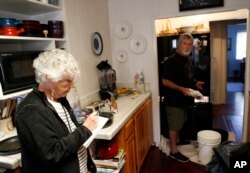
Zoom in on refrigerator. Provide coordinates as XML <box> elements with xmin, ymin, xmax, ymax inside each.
<box><xmin>157</xmin><ymin>33</ymin><xmax>212</xmax><ymax>140</ymax></box>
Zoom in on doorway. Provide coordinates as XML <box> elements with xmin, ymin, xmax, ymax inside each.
<box><xmin>223</xmin><ymin>22</ymin><xmax>246</xmax><ymax>141</ymax></box>
<box><xmin>155</xmin><ymin>10</ymin><xmax>249</xmax><ymax>143</ymax></box>
<box><xmin>226</xmin><ymin>21</ymin><xmax>246</xmax><ymax>92</ymax></box>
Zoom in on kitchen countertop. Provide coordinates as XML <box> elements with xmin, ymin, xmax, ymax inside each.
<box><xmin>0</xmin><ymin>91</ymin><xmax>151</xmax><ymax>170</ymax></box>
<box><xmin>96</xmin><ymin>91</ymin><xmax>151</xmax><ymax>140</ymax></box>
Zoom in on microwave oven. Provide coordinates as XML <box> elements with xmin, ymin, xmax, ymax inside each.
<box><xmin>0</xmin><ymin>51</ymin><xmax>42</xmax><ymax>100</ymax></box>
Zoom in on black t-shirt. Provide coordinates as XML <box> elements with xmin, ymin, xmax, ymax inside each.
<box><xmin>162</xmin><ymin>52</ymin><xmax>196</xmax><ymax>108</ymax></box>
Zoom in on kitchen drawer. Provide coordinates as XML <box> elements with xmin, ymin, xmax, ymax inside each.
<box><xmin>124</xmin><ymin>117</ymin><xmax>134</xmax><ymax>139</ymax></box>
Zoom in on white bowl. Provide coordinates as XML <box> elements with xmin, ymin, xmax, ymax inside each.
<box><xmin>178</xmin><ymin>26</ymin><xmax>197</xmax><ymax>33</ymax></box>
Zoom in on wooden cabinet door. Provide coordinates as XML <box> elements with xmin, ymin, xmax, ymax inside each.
<box><xmin>121</xmin><ymin>117</ymin><xmax>137</xmax><ymax>173</ymax></box>
<box><xmin>134</xmin><ymin>107</ymin><xmax>146</xmax><ymax>171</ymax></box>
<box><xmin>123</xmin><ymin>134</ymin><xmax>137</xmax><ymax>173</ymax></box>
<box><xmin>144</xmin><ymin>98</ymin><xmax>153</xmax><ymax>152</ymax></box>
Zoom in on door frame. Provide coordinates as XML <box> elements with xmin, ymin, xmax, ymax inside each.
<box><xmin>155</xmin><ymin>9</ymin><xmax>250</xmax><ymax>143</ymax></box>
<box><xmin>242</xmin><ymin>9</ymin><xmax>250</xmax><ymax>142</ymax></box>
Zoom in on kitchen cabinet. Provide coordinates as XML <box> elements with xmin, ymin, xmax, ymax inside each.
<box><xmin>0</xmin><ymin>0</ymin><xmax>66</xmax><ymax>52</ymax></box>
<box><xmin>134</xmin><ymin>98</ymin><xmax>153</xmax><ymax>171</ymax></box>
<box><xmin>0</xmin><ymin>0</ymin><xmax>66</xmax><ymax>99</ymax></box>
<box><xmin>112</xmin><ymin>97</ymin><xmax>153</xmax><ymax>173</ymax></box>
<box><xmin>144</xmin><ymin>98</ymin><xmax>153</xmax><ymax>159</ymax></box>
<box><xmin>123</xmin><ymin>118</ymin><xmax>137</xmax><ymax>173</ymax></box>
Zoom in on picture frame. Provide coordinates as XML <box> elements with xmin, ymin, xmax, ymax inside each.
<box><xmin>227</xmin><ymin>38</ymin><xmax>231</xmax><ymax>51</ymax></box>
<box><xmin>179</xmin><ymin>0</ymin><xmax>224</xmax><ymax>11</ymax></box>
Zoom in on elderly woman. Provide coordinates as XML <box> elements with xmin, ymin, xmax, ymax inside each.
<box><xmin>15</xmin><ymin>49</ymin><xmax>98</xmax><ymax>173</ymax></box>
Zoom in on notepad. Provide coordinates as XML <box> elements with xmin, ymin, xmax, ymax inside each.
<box><xmin>83</xmin><ymin>116</ymin><xmax>108</xmax><ymax>148</ymax></box>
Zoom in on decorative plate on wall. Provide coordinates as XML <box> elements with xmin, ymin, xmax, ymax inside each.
<box><xmin>115</xmin><ymin>50</ymin><xmax>128</xmax><ymax>63</ymax></box>
<box><xmin>129</xmin><ymin>35</ymin><xmax>147</xmax><ymax>54</ymax></box>
<box><xmin>91</xmin><ymin>32</ymin><xmax>103</xmax><ymax>56</ymax></box>
<box><xmin>114</xmin><ymin>20</ymin><xmax>132</xmax><ymax>39</ymax></box>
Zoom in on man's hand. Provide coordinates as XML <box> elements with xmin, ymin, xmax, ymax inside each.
<box><xmin>196</xmin><ymin>81</ymin><xmax>204</xmax><ymax>90</ymax></box>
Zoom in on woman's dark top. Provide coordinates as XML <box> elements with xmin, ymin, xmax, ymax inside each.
<box><xmin>15</xmin><ymin>86</ymin><xmax>96</xmax><ymax>173</ymax></box>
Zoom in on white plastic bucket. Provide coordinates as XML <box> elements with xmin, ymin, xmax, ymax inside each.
<box><xmin>197</xmin><ymin>130</ymin><xmax>221</xmax><ymax>164</ymax></box>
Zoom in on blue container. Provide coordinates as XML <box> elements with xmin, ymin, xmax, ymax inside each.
<box><xmin>0</xmin><ymin>18</ymin><xmax>23</xmax><ymax>27</ymax></box>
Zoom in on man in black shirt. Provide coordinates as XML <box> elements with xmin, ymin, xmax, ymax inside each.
<box><xmin>162</xmin><ymin>33</ymin><xmax>204</xmax><ymax>162</ymax></box>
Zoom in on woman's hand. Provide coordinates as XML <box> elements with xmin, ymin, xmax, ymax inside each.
<box><xmin>83</xmin><ymin>111</ymin><xmax>99</xmax><ymax>132</ymax></box>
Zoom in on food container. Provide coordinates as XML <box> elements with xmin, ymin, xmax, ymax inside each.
<box><xmin>0</xmin><ymin>27</ymin><xmax>25</xmax><ymax>36</ymax></box>
<box><xmin>18</xmin><ymin>20</ymin><xmax>42</xmax><ymax>37</ymax></box>
<box><xmin>48</xmin><ymin>20</ymin><xmax>64</xmax><ymax>38</ymax></box>
<box><xmin>96</xmin><ymin>140</ymin><xmax>119</xmax><ymax>159</ymax></box>
<box><xmin>0</xmin><ymin>18</ymin><xmax>23</xmax><ymax>27</ymax></box>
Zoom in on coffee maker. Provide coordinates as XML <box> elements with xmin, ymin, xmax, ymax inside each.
<box><xmin>96</xmin><ymin>60</ymin><xmax>117</xmax><ymax>100</ymax></box>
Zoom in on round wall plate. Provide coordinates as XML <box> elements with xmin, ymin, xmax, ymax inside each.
<box><xmin>114</xmin><ymin>20</ymin><xmax>132</xmax><ymax>39</ymax></box>
<box><xmin>91</xmin><ymin>32</ymin><xmax>103</xmax><ymax>56</ymax></box>
<box><xmin>115</xmin><ymin>50</ymin><xmax>128</xmax><ymax>63</ymax></box>
<box><xmin>129</xmin><ymin>35</ymin><xmax>147</xmax><ymax>54</ymax></box>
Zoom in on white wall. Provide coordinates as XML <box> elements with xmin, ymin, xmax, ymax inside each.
<box><xmin>64</xmin><ymin>0</ymin><xmax>112</xmax><ymax>106</ymax></box>
<box><xmin>108</xmin><ymin>0</ymin><xmax>250</xmax><ymax>146</ymax></box>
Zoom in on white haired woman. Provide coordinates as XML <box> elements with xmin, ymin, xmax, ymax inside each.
<box><xmin>15</xmin><ymin>49</ymin><xmax>98</xmax><ymax>173</ymax></box>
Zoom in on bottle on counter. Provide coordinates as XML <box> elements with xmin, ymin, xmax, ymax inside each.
<box><xmin>134</xmin><ymin>69</ymin><xmax>145</xmax><ymax>94</ymax></box>
<box><xmin>134</xmin><ymin>70</ymin><xmax>140</xmax><ymax>85</ymax></box>
<box><xmin>139</xmin><ymin>70</ymin><xmax>144</xmax><ymax>84</ymax></box>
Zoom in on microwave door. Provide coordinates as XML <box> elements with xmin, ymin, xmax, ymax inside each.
<box><xmin>0</xmin><ymin>51</ymin><xmax>38</xmax><ymax>95</ymax></box>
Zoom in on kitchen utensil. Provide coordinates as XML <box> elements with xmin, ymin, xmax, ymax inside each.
<box><xmin>1</xmin><ymin>107</ymin><xmax>7</xmax><ymax>119</ymax></box>
<box><xmin>18</xmin><ymin>20</ymin><xmax>42</xmax><ymax>37</ymax></box>
<box><xmin>48</xmin><ymin>20</ymin><xmax>64</xmax><ymax>38</ymax></box>
<box><xmin>0</xmin><ymin>26</ymin><xmax>25</xmax><ymax>36</ymax></box>
<box><xmin>97</xmin><ymin>61</ymin><xmax>117</xmax><ymax>92</ymax></box>
<box><xmin>41</xmin><ymin>24</ymin><xmax>48</xmax><ymax>37</ymax></box>
<box><xmin>96</xmin><ymin>140</ymin><xmax>119</xmax><ymax>159</ymax></box>
<box><xmin>99</xmin><ymin>112</ymin><xmax>114</xmax><ymax>128</ymax></box>
<box><xmin>0</xmin><ymin>18</ymin><xmax>22</xmax><ymax>27</ymax></box>
<box><xmin>7</xmin><ymin>99</ymin><xmax>15</xmax><ymax>118</ymax></box>
<box><xmin>0</xmin><ymin>136</ymin><xmax>21</xmax><ymax>155</ymax></box>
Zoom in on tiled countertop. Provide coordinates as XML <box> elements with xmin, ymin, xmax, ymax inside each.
<box><xmin>0</xmin><ymin>91</ymin><xmax>151</xmax><ymax>170</ymax></box>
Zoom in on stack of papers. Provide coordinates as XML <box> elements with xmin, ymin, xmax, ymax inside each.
<box><xmin>94</xmin><ymin>149</ymin><xmax>126</xmax><ymax>171</ymax></box>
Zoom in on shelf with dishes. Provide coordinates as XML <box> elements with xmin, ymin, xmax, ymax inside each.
<box><xmin>0</xmin><ymin>0</ymin><xmax>66</xmax><ymax>51</ymax></box>
<box><xmin>0</xmin><ymin>35</ymin><xmax>66</xmax><ymax>41</ymax></box>
<box><xmin>0</xmin><ymin>0</ymin><xmax>62</xmax><ymax>15</ymax></box>
<box><xmin>0</xmin><ymin>38</ymin><xmax>66</xmax><ymax>52</ymax></box>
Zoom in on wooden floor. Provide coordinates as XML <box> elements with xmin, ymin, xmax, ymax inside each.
<box><xmin>140</xmin><ymin>86</ymin><xmax>244</xmax><ymax>173</ymax></box>
<box><xmin>212</xmin><ymin>91</ymin><xmax>244</xmax><ymax>141</ymax></box>
<box><xmin>139</xmin><ymin>146</ymin><xmax>206</xmax><ymax>173</ymax></box>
